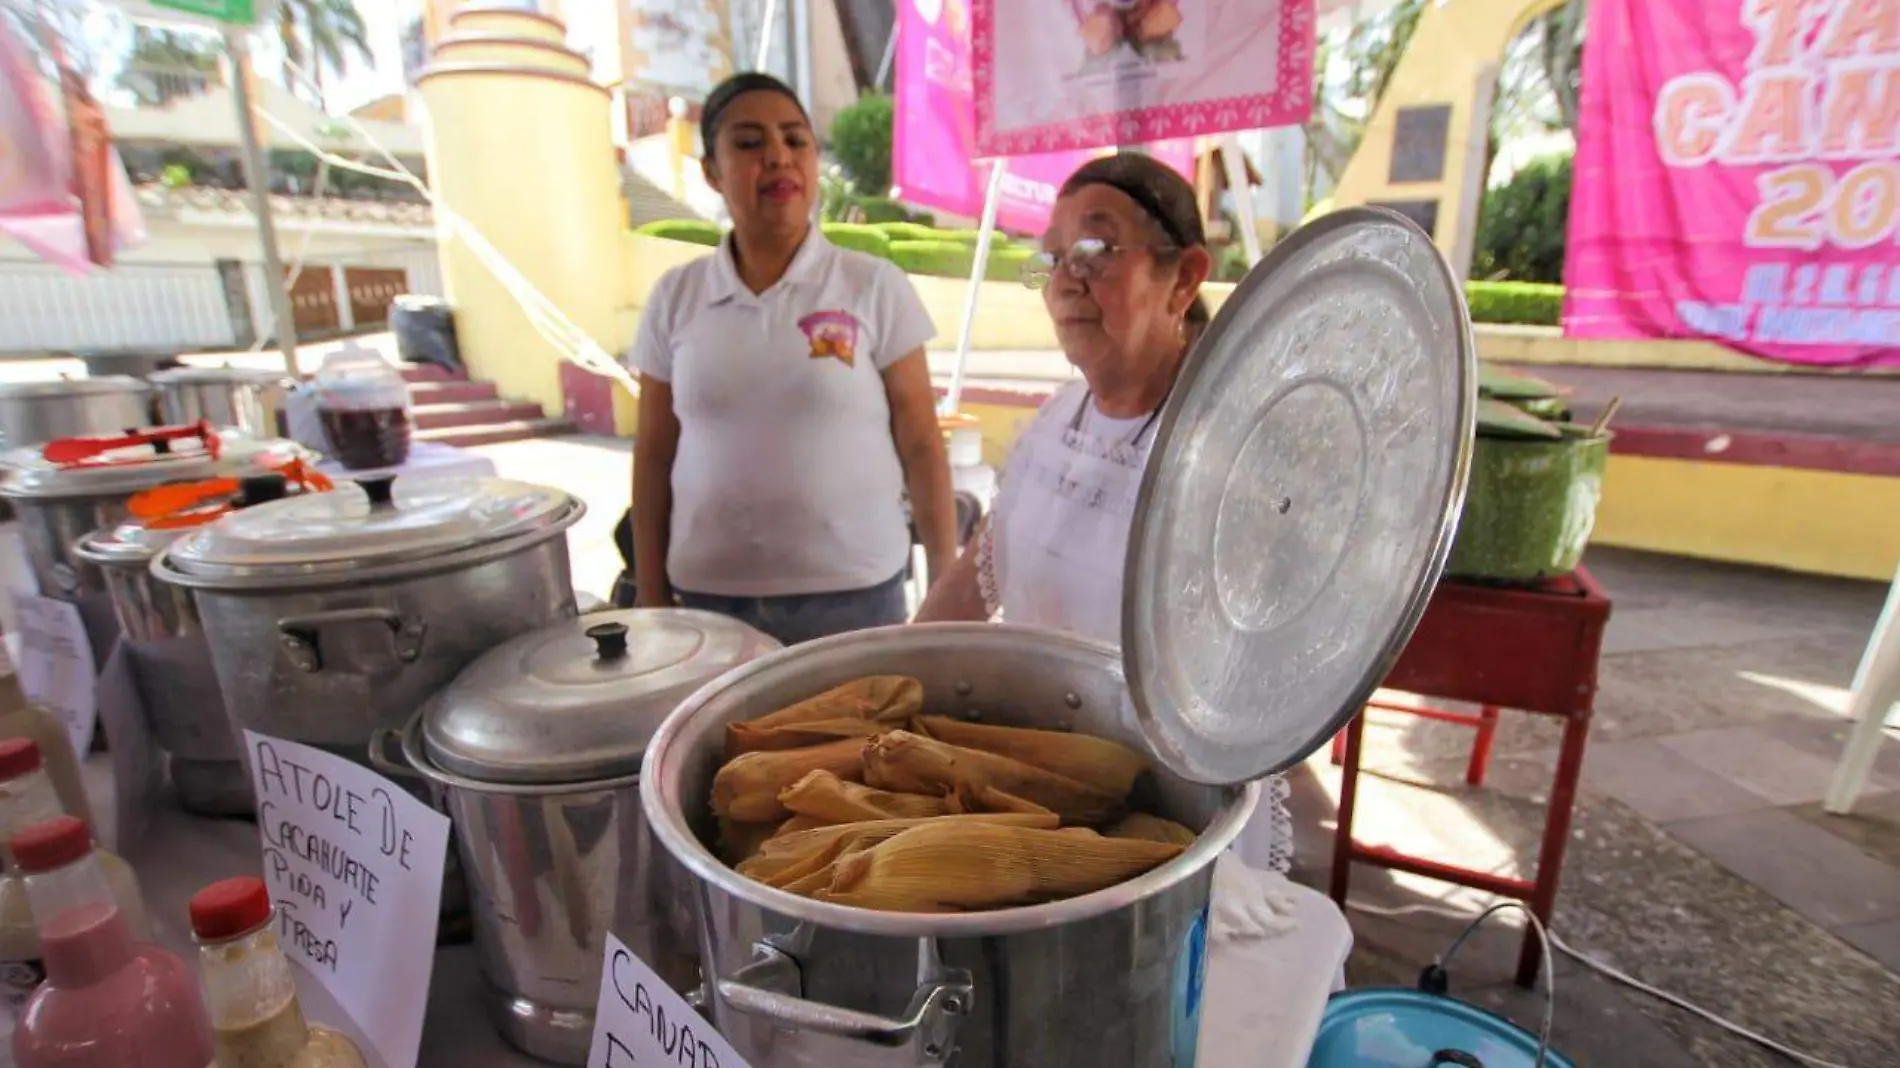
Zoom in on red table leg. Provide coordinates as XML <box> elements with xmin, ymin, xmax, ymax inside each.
<box><xmin>1329</xmin><ymin>710</ymin><xmax>1368</xmax><ymax>906</ymax></box>
<box><xmin>1467</xmin><ymin>705</ymin><xmax>1501</xmax><ymax>787</ymax></box>
<box><xmin>1516</xmin><ymin>710</ymin><xmax>1593</xmax><ymax>988</ymax></box>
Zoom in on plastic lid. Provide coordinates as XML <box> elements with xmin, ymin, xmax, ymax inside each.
<box><xmin>1306</xmin><ymin>989</ymin><xmax>1575</xmax><ymax>1068</ymax></box>
<box><xmin>164</xmin><ymin>474</ymin><xmax>576</xmax><ymax>580</ymax></box>
<box><xmin>189</xmin><ymin>876</ymin><xmax>273</xmax><ymax>940</ymax></box>
<box><xmin>0</xmin><ymin>738</ymin><xmax>41</xmax><ymax>780</ymax></box>
<box><xmin>420</xmin><ymin>609</ymin><xmax>781</xmax><ymax>784</ymax></box>
<box><xmin>0</xmin><ymin>376</ymin><xmax>148</xmax><ymax>398</ymax></box>
<box><xmin>1123</xmin><ymin>208</ymin><xmax>1475</xmax><ymax>785</ymax></box>
<box><xmin>0</xmin><ymin>434</ymin><xmax>308</xmax><ymax>501</ymax></box>
<box><xmin>11</xmin><ymin>815</ymin><xmax>92</xmax><ymax>873</ymax></box>
<box><xmin>149</xmin><ymin>367</ymin><xmax>293</xmax><ymax>386</ymax></box>
<box><xmin>313</xmin><ymin>349</ymin><xmax>409</xmax><ymax>411</ymax></box>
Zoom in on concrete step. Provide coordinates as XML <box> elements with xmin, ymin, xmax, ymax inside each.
<box><xmin>416</xmin><ymin>417</ymin><xmax>578</xmax><ymax>447</ymax></box>
<box><xmin>412</xmin><ymin>400</ymin><xmax>546</xmax><ymax>431</ymax></box>
<box><xmin>398</xmin><ymin>362</ymin><xmax>465</xmax><ymax>384</ymax></box>
<box><xmin>408</xmin><ymin>379</ymin><xmax>498</xmax><ymax>405</ymax></box>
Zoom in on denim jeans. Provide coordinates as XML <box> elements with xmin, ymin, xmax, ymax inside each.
<box><xmin>676</xmin><ymin>572</ymin><xmax>907</xmax><ymax>646</ymax></box>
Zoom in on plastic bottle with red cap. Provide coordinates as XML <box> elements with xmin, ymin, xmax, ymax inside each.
<box><xmin>0</xmin><ymin>636</ymin><xmax>93</xmax><ymax>836</ymax></box>
<box><xmin>10</xmin><ymin>816</ymin><xmax>213</xmax><ymax>1068</ymax></box>
<box><xmin>191</xmin><ymin>876</ymin><xmax>366</xmax><ymax>1068</ymax></box>
<box><xmin>0</xmin><ymin>738</ymin><xmax>150</xmax><ymax>1034</ymax></box>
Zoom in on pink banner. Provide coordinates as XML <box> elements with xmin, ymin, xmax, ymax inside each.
<box><xmin>892</xmin><ymin>0</ymin><xmax>1195</xmax><ymax>235</ymax></box>
<box><xmin>1565</xmin><ymin>0</ymin><xmax>1900</xmax><ymax>366</ymax></box>
<box><xmin>969</xmin><ymin>0</ymin><xmax>1314</xmax><ymax>156</ymax></box>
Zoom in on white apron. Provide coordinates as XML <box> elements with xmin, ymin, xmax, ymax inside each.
<box><xmin>980</xmin><ymin>384</ymin><xmax>1294</xmax><ymax>873</ymax></box>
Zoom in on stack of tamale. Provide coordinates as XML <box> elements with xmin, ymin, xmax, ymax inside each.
<box><xmin>706</xmin><ymin>675</ymin><xmax>1199</xmax><ymax>912</ymax></box>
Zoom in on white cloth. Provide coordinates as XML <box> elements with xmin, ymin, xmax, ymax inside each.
<box><xmin>1211</xmin><ymin>853</ymin><xmax>1299</xmax><ymax>943</ymax></box>
<box><xmin>629</xmin><ymin>231</ymin><xmax>937</xmax><ymax>597</ymax></box>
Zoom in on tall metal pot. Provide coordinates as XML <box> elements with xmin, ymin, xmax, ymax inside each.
<box><xmin>378</xmin><ymin>609</ymin><xmax>780</xmax><ymax>1065</ymax></box>
<box><xmin>148</xmin><ymin>367</ymin><xmax>293</xmax><ymax>439</ymax></box>
<box><xmin>0</xmin><ymin>377</ymin><xmax>152</xmax><ymax>452</ymax></box>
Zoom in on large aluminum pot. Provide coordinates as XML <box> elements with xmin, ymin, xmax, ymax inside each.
<box><xmin>0</xmin><ymin>432</ymin><xmax>311</xmax><ymax>667</ymax></box>
<box><xmin>380</xmin><ymin>609</ymin><xmax>780</xmax><ymax>1065</ymax></box>
<box><xmin>641</xmin><ymin>624</ymin><xmax>1258</xmax><ymax>1068</ymax></box>
<box><xmin>148</xmin><ymin>367</ymin><xmax>293</xmax><ymax>439</ymax></box>
<box><xmin>70</xmin><ymin>474</ymin><xmax>301</xmax><ymax>816</ymax></box>
<box><xmin>0</xmin><ymin>377</ymin><xmax>152</xmax><ymax>452</ymax></box>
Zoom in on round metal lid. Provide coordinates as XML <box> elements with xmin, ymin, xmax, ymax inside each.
<box><xmin>73</xmin><ymin>518</ymin><xmax>190</xmax><ymax>566</ymax></box>
<box><xmin>1124</xmin><ymin>208</ymin><xmax>1475</xmax><ymax>785</ymax></box>
<box><xmin>0</xmin><ymin>376</ymin><xmax>149</xmax><ymax>398</ymax></box>
<box><xmin>165</xmin><ymin>474</ymin><xmax>575</xmax><ymax>578</ymax></box>
<box><xmin>148</xmin><ymin>366</ymin><xmax>293</xmax><ymax>386</ymax></box>
<box><xmin>0</xmin><ymin>435</ymin><xmax>307</xmax><ymax>501</ymax></box>
<box><xmin>422</xmin><ymin>609</ymin><xmax>782</xmax><ymax>784</ymax></box>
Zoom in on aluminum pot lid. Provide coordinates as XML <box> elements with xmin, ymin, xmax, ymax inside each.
<box><xmin>1306</xmin><ymin>990</ymin><xmax>1574</xmax><ymax>1068</ymax></box>
<box><xmin>421</xmin><ymin>609</ymin><xmax>783</xmax><ymax>784</ymax></box>
<box><xmin>165</xmin><ymin>474</ymin><xmax>573</xmax><ymax>577</ymax></box>
<box><xmin>0</xmin><ymin>376</ymin><xmax>149</xmax><ymax>398</ymax></box>
<box><xmin>0</xmin><ymin>434</ymin><xmax>306</xmax><ymax>500</ymax></box>
<box><xmin>1124</xmin><ymin>207</ymin><xmax>1475</xmax><ymax>786</ymax></box>
<box><xmin>74</xmin><ymin>517</ymin><xmax>191</xmax><ymax>565</ymax></box>
<box><xmin>148</xmin><ymin>366</ymin><xmax>292</xmax><ymax>386</ymax></box>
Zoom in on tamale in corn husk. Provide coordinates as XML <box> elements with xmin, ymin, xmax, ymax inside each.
<box><xmin>947</xmin><ymin>783</ymin><xmax>1056</xmax><ymax>818</ymax></box>
<box><xmin>864</xmin><ymin>731</ymin><xmax>1124</xmax><ymax>826</ymax></box>
<box><xmin>716</xmin><ymin>817</ymin><xmax>782</xmax><ymax>864</ymax></box>
<box><xmin>726</xmin><ymin>677</ymin><xmax>922</xmax><ymax>757</ymax></box>
<box><xmin>813</xmin><ymin>821</ymin><xmax>1182</xmax><ymax>912</ymax></box>
<box><xmin>780</xmin><ymin>769</ymin><xmax>957</xmax><ymax>823</ymax></box>
<box><xmin>915</xmin><ymin>715</ymin><xmax>1149</xmax><ymax>796</ymax></box>
<box><xmin>712</xmin><ymin>738</ymin><xmax>866</xmax><ymax>823</ymax></box>
<box><xmin>738</xmin><ymin>812</ymin><xmax>1059</xmax><ymax>889</ymax></box>
<box><xmin>1104</xmin><ymin>812</ymin><xmax>1197</xmax><ymax>847</ymax></box>
<box><xmin>775</xmin><ymin>815</ymin><xmax>829</xmax><ymax>835</ymax></box>
<box><xmin>727</xmin><ymin>718</ymin><xmax>887</xmax><ymax>757</ymax></box>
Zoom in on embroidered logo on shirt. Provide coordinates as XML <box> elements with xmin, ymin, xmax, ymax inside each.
<box><xmin>797</xmin><ymin>310</ymin><xmax>861</xmax><ymax>367</ymax></box>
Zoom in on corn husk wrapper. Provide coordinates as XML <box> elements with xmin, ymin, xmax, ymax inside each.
<box><xmin>780</xmin><ymin>770</ymin><xmax>957</xmax><ymax>823</ymax></box>
<box><xmin>814</xmin><ymin>822</ymin><xmax>1182</xmax><ymax>912</ymax></box>
<box><xmin>948</xmin><ymin>784</ymin><xmax>1056</xmax><ymax>818</ymax></box>
<box><xmin>726</xmin><ymin>677</ymin><xmax>923</xmax><ymax>757</ymax></box>
<box><xmin>775</xmin><ymin>815</ymin><xmax>829</xmax><ymax>835</ymax></box>
<box><xmin>727</xmin><ymin>718</ymin><xmax>888</xmax><ymax>757</ymax></box>
<box><xmin>1104</xmin><ymin>812</ymin><xmax>1197</xmax><ymax>847</ymax></box>
<box><xmin>914</xmin><ymin>715</ymin><xmax>1149</xmax><ymax>797</ymax></box>
<box><xmin>737</xmin><ymin>812</ymin><xmax>1059</xmax><ymax>890</ymax></box>
<box><xmin>716</xmin><ymin>817</ymin><xmax>782</xmax><ymax>864</ymax></box>
<box><xmin>864</xmin><ymin>731</ymin><xmax>1123</xmax><ymax>826</ymax></box>
<box><xmin>713</xmin><ymin>738</ymin><xmax>866</xmax><ymax>823</ymax></box>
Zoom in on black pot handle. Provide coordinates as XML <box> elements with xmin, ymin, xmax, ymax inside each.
<box><xmin>587</xmin><ymin>621</ymin><xmax>630</xmax><ymax>661</ymax></box>
<box><xmin>1430</xmin><ymin>1051</ymin><xmax>1485</xmax><ymax>1068</ymax></box>
<box><xmin>357</xmin><ymin>474</ymin><xmax>397</xmax><ymax>508</ymax></box>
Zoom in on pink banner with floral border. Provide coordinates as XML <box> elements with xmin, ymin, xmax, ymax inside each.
<box><xmin>968</xmin><ymin>0</ymin><xmax>1314</xmax><ymax>157</ymax></box>
<box><xmin>1564</xmin><ymin>0</ymin><xmax>1900</xmax><ymax>367</ymax></box>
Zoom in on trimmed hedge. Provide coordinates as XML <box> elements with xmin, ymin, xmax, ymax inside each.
<box><xmin>985</xmin><ymin>245</ymin><xmax>1036</xmax><ymax>283</ymax></box>
<box><xmin>889</xmin><ymin>239</ymin><xmax>976</xmax><ymax>278</ymax></box>
<box><xmin>821</xmin><ymin>223</ymin><xmax>892</xmax><ymax>259</ymax></box>
<box><xmin>851</xmin><ymin>196</ymin><xmax>930</xmax><ymax>224</ymax></box>
<box><xmin>873</xmin><ymin>221</ymin><xmax>941</xmax><ymax>243</ymax></box>
<box><xmin>635</xmin><ymin>218</ymin><xmax>723</xmax><ymax>246</ymax></box>
<box><xmin>1466</xmin><ymin>280</ymin><xmax>1563</xmax><ymax>327</ymax></box>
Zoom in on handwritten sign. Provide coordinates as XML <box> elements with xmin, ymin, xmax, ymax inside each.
<box><xmin>11</xmin><ymin>594</ymin><xmax>96</xmax><ymax>762</ymax></box>
<box><xmin>587</xmin><ymin>932</ymin><xmax>753</xmax><ymax>1068</ymax></box>
<box><xmin>244</xmin><ymin>731</ymin><xmax>449</xmax><ymax>1068</ymax></box>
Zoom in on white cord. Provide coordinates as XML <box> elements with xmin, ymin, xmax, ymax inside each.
<box><xmin>1344</xmin><ymin>900</ymin><xmax>1857</xmax><ymax>1068</ymax></box>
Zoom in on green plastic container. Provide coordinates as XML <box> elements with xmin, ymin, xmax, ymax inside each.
<box><xmin>1447</xmin><ymin>431</ymin><xmax>1610</xmax><ymax>582</ymax></box>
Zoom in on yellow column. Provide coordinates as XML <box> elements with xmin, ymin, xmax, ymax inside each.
<box><xmin>1330</xmin><ymin>0</ymin><xmax>1565</xmax><ymax>278</ymax></box>
<box><xmin>417</xmin><ymin>9</ymin><xmax>626</xmax><ymax>422</ymax></box>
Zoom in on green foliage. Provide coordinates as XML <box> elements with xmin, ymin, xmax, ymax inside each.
<box><xmin>873</xmin><ymin>221</ymin><xmax>942</xmax><ymax>243</ymax></box>
<box><xmin>853</xmin><ymin>196</ymin><xmax>929</xmax><ymax>224</ymax></box>
<box><xmin>1472</xmin><ymin>153</ymin><xmax>1572</xmax><ymax>285</ymax></box>
<box><xmin>930</xmin><ymin>229</ymin><xmax>995</xmax><ymax>247</ymax></box>
<box><xmin>888</xmin><ymin>240</ymin><xmax>975</xmax><ymax>278</ymax></box>
<box><xmin>829</xmin><ymin>94</ymin><xmax>894</xmax><ymax>197</ymax></box>
<box><xmin>984</xmin><ymin>246</ymin><xmax>1036</xmax><ymax>283</ymax></box>
<box><xmin>1214</xmin><ymin>244</ymin><xmax>1251</xmax><ymax>282</ymax></box>
<box><xmin>1466</xmin><ymin>281</ymin><xmax>1565</xmax><ymax>326</ymax></box>
<box><xmin>821</xmin><ymin>223</ymin><xmax>892</xmax><ymax>259</ymax></box>
<box><xmin>159</xmin><ymin>163</ymin><xmax>194</xmax><ymax>190</ymax></box>
<box><xmin>637</xmin><ymin>219</ymin><xmax>725</xmax><ymax>247</ymax></box>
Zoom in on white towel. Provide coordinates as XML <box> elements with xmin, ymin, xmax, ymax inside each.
<box><xmin>1211</xmin><ymin>852</ymin><xmax>1300</xmax><ymax>943</ymax></box>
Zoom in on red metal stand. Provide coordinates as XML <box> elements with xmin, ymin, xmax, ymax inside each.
<box><xmin>1328</xmin><ymin>568</ymin><xmax>1611</xmax><ymax>988</ymax></box>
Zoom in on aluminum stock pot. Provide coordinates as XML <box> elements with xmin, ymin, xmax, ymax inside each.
<box><xmin>379</xmin><ymin>609</ymin><xmax>780</xmax><ymax>1065</ymax></box>
<box><xmin>0</xmin><ymin>377</ymin><xmax>152</xmax><ymax>452</ymax></box>
<box><xmin>148</xmin><ymin>366</ymin><xmax>293</xmax><ymax>439</ymax></box>
<box><xmin>640</xmin><ymin>208</ymin><xmax>1479</xmax><ymax>1068</ymax></box>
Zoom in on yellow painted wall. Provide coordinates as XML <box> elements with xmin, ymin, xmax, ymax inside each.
<box><xmin>431</xmin><ymin>38</ymin><xmax>593</xmax><ymax>75</ymax></box>
<box><xmin>1594</xmin><ymin>456</ymin><xmax>1900</xmax><ymax>581</ymax></box>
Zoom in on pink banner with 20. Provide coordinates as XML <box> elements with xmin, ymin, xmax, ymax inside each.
<box><xmin>1564</xmin><ymin>0</ymin><xmax>1900</xmax><ymax>366</ymax></box>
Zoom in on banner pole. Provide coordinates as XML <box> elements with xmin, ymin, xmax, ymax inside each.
<box><xmin>945</xmin><ymin>158</ymin><xmax>1006</xmax><ymax>416</ymax></box>
<box><xmin>1220</xmin><ymin>132</ymin><xmax>1262</xmax><ymax>266</ymax></box>
<box><xmin>754</xmin><ymin>0</ymin><xmax>780</xmax><ymax>70</ymax></box>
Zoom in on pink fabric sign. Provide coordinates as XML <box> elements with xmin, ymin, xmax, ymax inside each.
<box><xmin>1565</xmin><ymin>0</ymin><xmax>1900</xmax><ymax>366</ymax></box>
<box><xmin>969</xmin><ymin>0</ymin><xmax>1314</xmax><ymax>156</ymax></box>
<box><xmin>893</xmin><ymin>0</ymin><xmax>1195</xmax><ymax>235</ymax></box>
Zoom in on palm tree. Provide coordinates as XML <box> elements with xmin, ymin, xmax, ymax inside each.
<box><xmin>276</xmin><ymin>0</ymin><xmax>373</xmax><ymax>109</ymax></box>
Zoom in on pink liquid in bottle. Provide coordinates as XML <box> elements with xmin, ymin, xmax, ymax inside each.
<box><xmin>11</xmin><ymin>817</ymin><xmax>213</xmax><ymax>1068</ymax></box>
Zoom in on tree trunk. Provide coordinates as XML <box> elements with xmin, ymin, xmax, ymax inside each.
<box><xmin>1540</xmin><ymin>4</ymin><xmax>1583</xmax><ymax>133</ymax></box>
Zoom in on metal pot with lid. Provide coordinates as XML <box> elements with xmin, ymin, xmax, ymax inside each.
<box><xmin>640</xmin><ymin>208</ymin><xmax>1478</xmax><ymax>1068</ymax></box>
<box><xmin>147</xmin><ymin>365</ymin><xmax>294</xmax><ymax>440</ymax></box>
<box><xmin>0</xmin><ymin>376</ymin><xmax>152</xmax><ymax>453</ymax></box>
<box><xmin>72</xmin><ymin>470</ymin><xmax>323</xmax><ymax>816</ymax></box>
<box><xmin>375</xmin><ymin>608</ymin><xmax>781</xmax><ymax>1065</ymax></box>
<box><xmin>0</xmin><ymin>423</ymin><xmax>312</xmax><ymax>665</ymax></box>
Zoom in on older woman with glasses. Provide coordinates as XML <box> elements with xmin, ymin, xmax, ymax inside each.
<box><xmin>917</xmin><ymin>153</ymin><xmax>1295</xmax><ymax>870</ymax></box>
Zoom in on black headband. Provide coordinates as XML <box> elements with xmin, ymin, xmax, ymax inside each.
<box><xmin>700</xmin><ymin>72</ymin><xmax>809</xmax><ymax>153</ymax></box>
<box><xmin>1061</xmin><ymin>156</ymin><xmax>1206</xmax><ymax>250</ymax></box>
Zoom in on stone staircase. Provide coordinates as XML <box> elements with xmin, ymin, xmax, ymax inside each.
<box><xmin>400</xmin><ymin>363</ymin><xmax>575</xmax><ymax>447</ymax></box>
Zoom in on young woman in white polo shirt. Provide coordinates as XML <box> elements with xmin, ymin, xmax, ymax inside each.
<box><xmin>629</xmin><ymin>73</ymin><xmax>958</xmax><ymax>646</ymax></box>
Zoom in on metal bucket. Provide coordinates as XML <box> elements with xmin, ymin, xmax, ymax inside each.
<box><xmin>148</xmin><ymin>367</ymin><xmax>293</xmax><ymax>440</ymax></box>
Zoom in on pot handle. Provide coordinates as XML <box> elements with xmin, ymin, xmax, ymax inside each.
<box><xmin>366</xmin><ymin>727</ymin><xmax>423</xmax><ymax>783</ymax></box>
<box><xmin>715</xmin><ymin>943</ymin><xmax>970</xmax><ymax>1062</ymax></box>
<box><xmin>278</xmin><ymin>607</ymin><xmax>426</xmax><ymax>673</ymax></box>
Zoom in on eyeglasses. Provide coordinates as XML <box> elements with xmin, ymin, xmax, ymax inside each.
<box><xmin>1020</xmin><ymin>237</ymin><xmax>1177</xmax><ymax>290</ymax></box>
